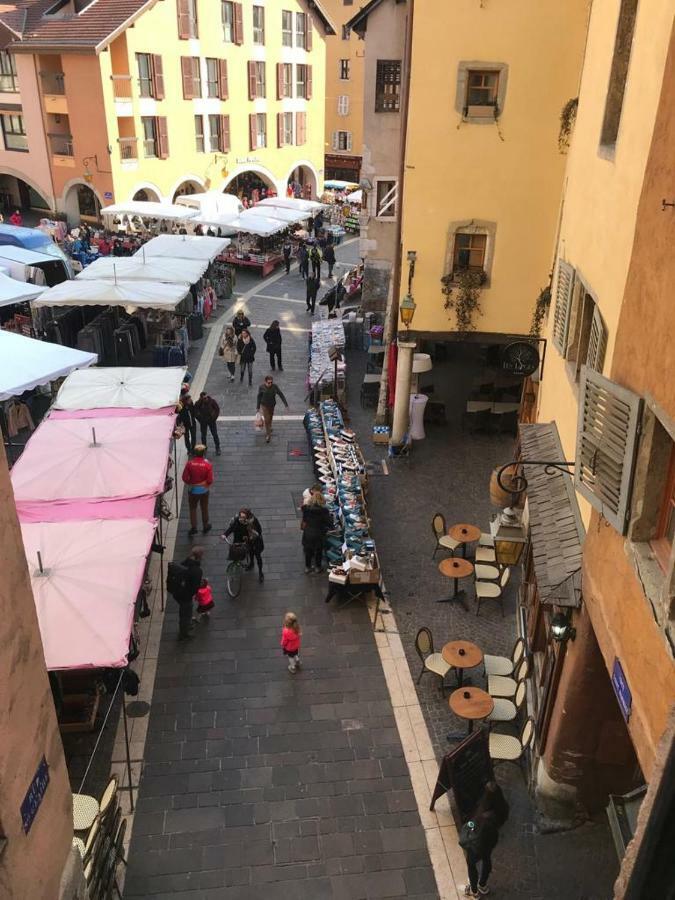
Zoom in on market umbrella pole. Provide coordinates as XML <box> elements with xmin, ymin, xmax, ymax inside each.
<box><xmin>174</xmin><ymin>438</ymin><xmax>179</xmax><ymax>517</ymax></box>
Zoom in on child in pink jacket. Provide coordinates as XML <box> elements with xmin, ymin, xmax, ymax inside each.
<box><xmin>280</xmin><ymin>611</ymin><xmax>301</xmax><ymax>673</ymax></box>
<box><xmin>195</xmin><ymin>578</ymin><xmax>214</xmax><ymax>622</ymax></box>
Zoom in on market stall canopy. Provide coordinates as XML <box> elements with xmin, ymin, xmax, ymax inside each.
<box><xmin>75</xmin><ymin>255</ymin><xmax>207</xmax><ymax>285</ymax></box>
<box><xmin>136</xmin><ymin>234</ymin><xmax>230</xmax><ymax>262</ymax></box>
<box><xmin>101</xmin><ymin>201</ymin><xmax>198</xmax><ymax>222</ymax></box>
<box><xmin>21</xmin><ymin>518</ymin><xmax>157</xmax><ymax>670</ymax></box>
<box><xmin>323</xmin><ymin>180</ymin><xmax>359</xmax><ymax>191</ymax></box>
<box><xmin>258</xmin><ymin>197</ymin><xmax>325</xmax><ymax>213</ymax></box>
<box><xmin>11</xmin><ymin>413</ymin><xmax>175</xmax><ymax>508</ymax></box>
<box><xmin>346</xmin><ymin>190</ymin><xmax>363</xmax><ymax>205</ymax></box>
<box><xmin>246</xmin><ymin>205</ymin><xmax>309</xmax><ymax>225</ymax></box>
<box><xmin>54</xmin><ymin>366</ymin><xmax>186</xmax><ymax>411</ymax></box>
<box><xmin>189</xmin><ymin>213</ymin><xmax>239</xmax><ymax>234</ymax></box>
<box><xmin>228</xmin><ymin>212</ymin><xmax>290</xmax><ymax>236</ymax></box>
<box><xmin>0</xmin><ymin>330</ymin><xmax>96</xmax><ymax>401</ymax></box>
<box><xmin>31</xmin><ymin>278</ymin><xmax>189</xmax><ymax>313</ymax></box>
<box><xmin>175</xmin><ymin>191</ymin><xmax>243</xmax><ymax>218</ymax></box>
<box><xmin>0</xmin><ymin>271</ymin><xmax>45</xmax><ymax>307</ymax></box>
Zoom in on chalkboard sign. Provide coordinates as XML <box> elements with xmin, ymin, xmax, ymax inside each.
<box><xmin>430</xmin><ymin>729</ymin><xmax>493</xmax><ymax>820</ymax></box>
<box><xmin>20</xmin><ymin>756</ymin><xmax>50</xmax><ymax>834</ymax></box>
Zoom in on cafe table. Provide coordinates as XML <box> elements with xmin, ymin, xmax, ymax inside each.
<box><xmin>448</xmin><ymin>523</ymin><xmax>482</xmax><ymax>558</ymax></box>
<box><xmin>442</xmin><ymin>639</ymin><xmax>483</xmax><ymax>688</ymax></box>
<box><xmin>447</xmin><ymin>686</ymin><xmax>494</xmax><ymax>742</ymax></box>
<box><xmin>436</xmin><ymin>557</ymin><xmax>474</xmax><ymax>610</ymax></box>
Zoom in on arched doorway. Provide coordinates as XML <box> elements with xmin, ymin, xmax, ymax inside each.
<box><xmin>133</xmin><ymin>187</ymin><xmax>160</xmax><ymax>202</ymax></box>
<box><xmin>172</xmin><ymin>180</ymin><xmax>204</xmax><ymax>202</ymax></box>
<box><xmin>64</xmin><ymin>182</ymin><xmax>102</xmax><ymax>225</ymax></box>
<box><xmin>224</xmin><ymin>169</ymin><xmax>275</xmax><ymax>205</ymax></box>
<box><xmin>286</xmin><ymin>165</ymin><xmax>317</xmax><ymax>200</ymax></box>
<box><xmin>0</xmin><ymin>173</ymin><xmax>51</xmax><ymax>223</ymax></box>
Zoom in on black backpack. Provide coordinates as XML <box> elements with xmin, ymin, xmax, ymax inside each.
<box><xmin>458</xmin><ymin>820</ymin><xmax>483</xmax><ymax>855</ymax></box>
<box><xmin>167</xmin><ymin>561</ymin><xmax>189</xmax><ymax>598</ymax></box>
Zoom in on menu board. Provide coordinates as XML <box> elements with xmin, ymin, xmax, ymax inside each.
<box><xmin>430</xmin><ymin>728</ymin><xmax>494</xmax><ymax>821</ymax></box>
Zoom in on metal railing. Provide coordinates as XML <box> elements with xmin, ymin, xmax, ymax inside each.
<box><xmin>40</xmin><ymin>71</ymin><xmax>65</xmax><ymax>95</ymax></box>
<box><xmin>118</xmin><ymin>136</ymin><xmax>138</xmax><ymax>160</ymax></box>
<box><xmin>111</xmin><ymin>74</ymin><xmax>132</xmax><ymax>100</ymax></box>
<box><xmin>48</xmin><ymin>133</ymin><xmax>74</xmax><ymax>156</ymax></box>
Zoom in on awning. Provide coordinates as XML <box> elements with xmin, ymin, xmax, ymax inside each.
<box><xmin>0</xmin><ymin>272</ymin><xmax>44</xmax><ymax>307</ymax></box>
<box><xmin>31</xmin><ymin>278</ymin><xmax>189</xmax><ymax>313</ymax></box>
<box><xmin>258</xmin><ymin>197</ymin><xmax>325</xmax><ymax>213</ymax></box>
<box><xmin>175</xmin><ymin>191</ymin><xmax>243</xmax><ymax>218</ymax></box>
<box><xmin>75</xmin><ymin>254</ymin><xmax>207</xmax><ymax>285</ymax></box>
<box><xmin>519</xmin><ymin>423</ymin><xmax>584</xmax><ymax>608</ymax></box>
<box><xmin>227</xmin><ymin>212</ymin><xmax>289</xmax><ymax>236</ymax></box>
<box><xmin>246</xmin><ymin>205</ymin><xmax>309</xmax><ymax>225</ymax></box>
<box><xmin>136</xmin><ymin>234</ymin><xmax>230</xmax><ymax>262</ymax></box>
<box><xmin>54</xmin><ymin>366</ymin><xmax>186</xmax><ymax>411</ymax></box>
<box><xmin>101</xmin><ymin>201</ymin><xmax>198</xmax><ymax>222</ymax></box>
<box><xmin>0</xmin><ymin>330</ymin><xmax>97</xmax><ymax>401</ymax></box>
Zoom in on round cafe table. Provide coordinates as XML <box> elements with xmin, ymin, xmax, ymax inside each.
<box><xmin>442</xmin><ymin>640</ymin><xmax>483</xmax><ymax>688</ymax></box>
<box><xmin>448</xmin><ymin>686</ymin><xmax>494</xmax><ymax>741</ymax></box>
<box><xmin>436</xmin><ymin>557</ymin><xmax>474</xmax><ymax>610</ymax></box>
<box><xmin>448</xmin><ymin>523</ymin><xmax>482</xmax><ymax>558</ymax></box>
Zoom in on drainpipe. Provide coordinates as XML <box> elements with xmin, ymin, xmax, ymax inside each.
<box><xmin>375</xmin><ymin>0</ymin><xmax>415</xmax><ymax>425</ymax></box>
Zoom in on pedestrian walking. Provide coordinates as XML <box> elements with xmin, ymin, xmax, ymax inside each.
<box><xmin>302</xmin><ymin>483</ymin><xmax>323</xmax><ymax>506</ymax></box>
<box><xmin>282</xmin><ymin>239</ymin><xmax>292</xmax><ymax>274</ymax></box>
<box><xmin>336</xmin><ymin>280</ymin><xmax>346</xmax><ymax>309</ymax></box>
<box><xmin>306</xmin><ymin>274</ymin><xmax>319</xmax><ymax>314</ymax></box>
<box><xmin>219</xmin><ymin>325</ymin><xmax>239</xmax><ymax>382</ymax></box>
<box><xmin>460</xmin><ymin>781</ymin><xmax>509</xmax><ymax>897</ymax></box>
<box><xmin>301</xmin><ymin>492</ymin><xmax>332</xmax><ymax>573</ymax></box>
<box><xmin>237</xmin><ymin>329</ymin><xmax>257</xmax><ymax>386</ymax></box>
<box><xmin>232</xmin><ymin>309</ymin><xmax>251</xmax><ymax>337</ymax></box>
<box><xmin>256</xmin><ymin>374</ymin><xmax>288</xmax><ymax>443</ymax></box>
<box><xmin>167</xmin><ymin>547</ymin><xmax>203</xmax><ymax>640</ymax></box>
<box><xmin>194</xmin><ymin>391</ymin><xmax>221</xmax><ymax>455</ymax></box>
<box><xmin>298</xmin><ymin>243</ymin><xmax>309</xmax><ymax>280</ymax></box>
<box><xmin>222</xmin><ymin>508</ymin><xmax>265</xmax><ymax>582</ymax></box>
<box><xmin>307</xmin><ymin>215</ymin><xmax>315</xmax><ymax>237</ymax></box>
<box><xmin>263</xmin><ymin>320</ymin><xmax>283</xmax><ymax>371</ymax></box>
<box><xmin>280</xmin><ymin>611</ymin><xmax>302</xmax><ymax>673</ymax></box>
<box><xmin>310</xmin><ymin>245</ymin><xmax>322</xmax><ymax>279</ymax></box>
<box><xmin>182</xmin><ymin>444</ymin><xmax>213</xmax><ymax>536</ymax></box>
<box><xmin>177</xmin><ymin>394</ymin><xmax>197</xmax><ymax>455</ymax></box>
<box><xmin>323</xmin><ymin>242</ymin><xmax>336</xmax><ymax>278</ymax></box>
<box><xmin>194</xmin><ymin>577</ymin><xmax>214</xmax><ymax>622</ymax></box>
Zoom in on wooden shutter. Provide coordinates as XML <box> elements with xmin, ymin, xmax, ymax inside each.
<box><xmin>277</xmin><ymin>112</ymin><xmax>284</xmax><ymax>148</ymax></box>
<box><xmin>586</xmin><ymin>304</ymin><xmax>607</xmax><ymax>373</ymax></box>
<box><xmin>552</xmin><ymin>259</ymin><xmax>574</xmax><ymax>355</ymax></box>
<box><xmin>305</xmin><ymin>19</ymin><xmax>312</xmax><ymax>51</ymax></box>
<box><xmin>218</xmin><ymin>59</ymin><xmax>229</xmax><ymax>100</ymax></box>
<box><xmin>575</xmin><ymin>366</ymin><xmax>643</xmax><ymax>534</ymax></box>
<box><xmin>249</xmin><ymin>113</ymin><xmax>256</xmax><ymax>150</ymax></box>
<box><xmin>151</xmin><ymin>55</ymin><xmax>165</xmax><ymax>100</ymax></box>
<box><xmin>221</xmin><ymin>114</ymin><xmax>230</xmax><ymax>152</ymax></box>
<box><xmin>276</xmin><ymin>63</ymin><xmax>284</xmax><ymax>100</ymax></box>
<box><xmin>191</xmin><ymin>1</ymin><xmax>198</xmax><ymax>39</ymax></box>
<box><xmin>346</xmin><ymin>131</ymin><xmax>352</xmax><ymax>151</ymax></box>
<box><xmin>156</xmin><ymin>116</ymin><xmax>169</xmax><ymax>158</ymax></box>
<box><xmin>247</xmin><ymin>61</ymin><xmax>256</xmax><ymax>100</ymax></box>
<box><xmin>177</xmin><ymin>0</ymin><xmax>190</xmax><ymax>39</ymax></box>
<box><xmin>233</xmin><ymin>2</ymin><xmax>244</xmax><ymax>45</ymax></box>
<box><xmin>259</xmin><ymin>6</ymin><xmax>265</xmax><ymax>45</ymax></box>
<box><xmin>331</xmin><ymin>130</ymin><xmax>338</xmax><ymax>150</ymax></box>
<box><xmin>181</xmin><ymin>56</ymin><xmax>194</xmax><ymax>99</ymax></box>
<box><xmin>306</xmin><ymin>65</ymin><xmax>313</xmax><ymax>100</ymax></box>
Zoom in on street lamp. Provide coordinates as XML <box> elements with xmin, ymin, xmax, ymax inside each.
<box><xmin>399</xmin><ymin>293</ymin><xmax>417</xmax><ymax>329</ymax></box>
<box><xmin>493</xmin><ymin>506</ymin><xmax>528</xmax><ymax>566</ymax></box>
<box><xmin>550</xmin><ymin>612</ymin><xmax>576</xmax><ymax>643</ymax></box>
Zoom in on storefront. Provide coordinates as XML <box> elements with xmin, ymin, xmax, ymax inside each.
<box><xmin>324</xmin><ymin>153</ymin><xmax>362</xmax><ymax>183</ymax></box>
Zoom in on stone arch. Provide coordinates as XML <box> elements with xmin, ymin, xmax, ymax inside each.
<box><xmin>283</xmin><ymin>160</ymin><xmax>320</xmax><ymax>200</ymax></box>
<box><xmin>61</xmin><ymin>179</ymin><xmax>104</xmax><ymax>226</ymax></box>
<box><xmin>131</xmin><ymin>182</ymin><xmax>162</xmax><ymax>203</ymax></box>
<box><xmin>0</xmin><ymin>168</ymin><xmax>54</xmax><ymax>214</ymax></box>
<box><xmin>220</xmin><ymin>164</ymin><xmax>277</xmax><ymax>202</ymax></box>
<box><xmin>169</xmin><ymin>175</ymin><xmax>206</xmax><ymax>203</ymax></box>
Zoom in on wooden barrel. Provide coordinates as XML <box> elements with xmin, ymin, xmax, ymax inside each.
<box><xmin>490</xmin><ymin>464</ymin><xmax>519</xmax><ymax>508</ymax></box>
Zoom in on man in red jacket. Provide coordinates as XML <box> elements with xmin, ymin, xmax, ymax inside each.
<box><xmin>182</xmin><ymin>444</ymin><xmax>214</xmax><ymax>536</ymax></box>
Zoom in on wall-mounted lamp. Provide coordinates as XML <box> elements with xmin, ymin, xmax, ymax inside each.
<box><xmin>493</xmin><ymin>507</ymin><xmax>528</xmax><ymax>566</ymax></box>
<box><xmin>399</xmin><ymin>293</ymin><xmax>416</xmax><ymax>331</ymax></box>
<box><xmin>550</xmin><ymin>612</ymin><xmax>576</xmax><ymax>643</ymax></box>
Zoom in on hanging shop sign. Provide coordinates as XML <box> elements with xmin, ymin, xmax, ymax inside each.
<box><xmin>500</xmin><ymin>341</ymin><xmax>540</xmax><ymax>376</ymax></box>
<box><xmin>612</xmin><ymin>658</ymin><xmax>632</xmax><ymax>722</ymax></box>
<box><xmin>20</xmin><ymin>756</ymin><xmax>50</xmax><ymax>834</ymax></box>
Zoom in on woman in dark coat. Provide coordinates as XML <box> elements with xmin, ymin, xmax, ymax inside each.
<box><xmin>236</xmin><ymin>329</ymin><xmax>257</xmax><ymax>386</ymax></box>
<box><xmin>263</xmin><ymin>320</ymin><xmax>283</xmax><ymax>371</ymax></box>
<box><xmin>323</xmin><ymin>242</ymin><xmax>336</xmax><ymax>278</ymax></box>
<box><xmin>301</xmin><ymin>494</ymin><xmax>332</xmax><ymax>573</ymax></box>
<box><xmin>222</xmin><ymin>508</ymin><xmax>265</xmax><ymax>582</ymax></box>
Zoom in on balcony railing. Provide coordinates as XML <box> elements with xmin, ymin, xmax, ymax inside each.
<box><xmin>111</xmin><ymin>74</ymin><xmax>132</xmax><ymax>100</ymax></box>
<box><xmin>40</xmin><ymin>71</ymin><xmax>65</xmax><ymax>95</ymax></box>
<box><xmin>118</xmin><ymin>136</ymin><xmax>138</xmax><ymax>160</ymax></box>
<box><xmin>48</xmin><ymin>133</ymin><xmax>74</xmax><ymax>156</ymax></box>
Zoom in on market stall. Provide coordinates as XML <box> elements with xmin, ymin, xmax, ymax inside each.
<box><xmin>258</xmin><ymin>197</ymin><xmax>325</xmax><ymax>214</ymax></box>
<box><xmin>100</xmin><ymin>201</ymin><xmax>198</xmax><ymax>234</ymax></box>
<box><xmin>54</xmin><ymin>366</ymin><xmax>186</xmax><ymax>411</ymax></box>
<box><xmin>75</xmin><ymin>255</ymin><xmax>207</xmax><ymax>285</ymax></box>
<box><xmin>32</xmin><ymin>278</ymin><xmax>189</xmax><ymax>313</ymax></box>
<box><xmin>135</xmin><ymin>234</ymin><xmax>231</xmax><ymax>263</ymax></box>
<box><xmin>221</xmin><ymin>212</ymin><xmax>291</xmax><ymax>276</ymax></box>
<box><xmin>0</xmin><ymin>330</ymin><xmax>97</xmax><ymax>401</ymax></box>
<box><xmin>175</xmin><ymin>191</ymin><xmax>243</xmax><ymax>219</ymax></box>
<box><xmin>308</xmin><ymin>318</ymin><xmax>346</xmax><ymax>403</ymax></box>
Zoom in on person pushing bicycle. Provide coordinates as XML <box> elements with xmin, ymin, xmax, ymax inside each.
<box><xmin>221</xmin><ymin>508</ymin><xmax>265</xmax><ymax>583</ymax></box>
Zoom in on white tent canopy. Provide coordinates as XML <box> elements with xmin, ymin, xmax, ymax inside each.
<box><xmin>190</xmin><ymin>213</ymin><xmax>239</xmax><ymax>234</ymax></box>
<box><xmin>0</xmin><ymin>330</ymin><xmax>96</xmax><ymax>401</ymax></box>
<box><xmin>258</xmin><ymin>197</ymin><xmax>325</xmax><ymax>213</ymax></box>
<box><xmin>54</xmin><ymin>366</ymin><xmax>186</xmax><ymax>410</ymax></box>
<box><xmin>75</xmin><ymin>255</ymin><xmax>207</xmax><ymax>285</ymax></box>
<box><xmin>175</xmin><ymin>191</ymin><xmax>243</xmax><ymax>218</ymax></box>
<box><xmin>136</xmin><ymin>234</ymin><xmax>230</xmax><ymax>262</ymax></box>
<box><xmin>246</xmin><ymin>205</ymin><xmax>308</xmax><ymax>225</ymax></box>
<box><xmin>31</xmin><ymin>278</ymin><xmax>189</xmax><ymax>313</ymax></box>
<box><xmin>227</xmin><ymin>212</ymin><xmax>289</xmax><ymax>236</ymax></box>
<box><xmin>346</xmin><ymin>190</ymin><xmax>363</xmax><ymax>205</ymax></box>
<box><xmin>101</xmin><ymin>201</ymin><xmax>198</xmax><ymax>222</ymax></box>
<box><xmin>0</xmin><ymin>272</ymin><xmax>44</xmax><ymax>308</ymax></box>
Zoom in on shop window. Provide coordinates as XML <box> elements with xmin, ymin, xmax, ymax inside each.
<box><xmin>253</xmin><ymin>5</ymin><xmax>265</xmax><ymax>45</ymax></box>
<box><xmin>375</xmin><ymin>180</ymin><xmax>396</xmax><ymax>218</ymax></box>
<box><xmin>375</xmin><ymin>60</ymin><xmax>401</xmax><ymax>112</ymax></box>
<box><xmin>340</xmin><ymin>59</ymin><xmax>350</xmax><ymax>80</ymax></box>
<box><xmin>1</xmin><ymin>113</ymin><xmax>27</xmax><ymax>151</ymax></box>
<box><xmin>332</xmin><ymin>130</ymin><xmax>352</xmax><ymax>151</ymax></box>
<box><xmin>452</xmin><ymin>232</ymin><xmax>487</xmax><ymax>274</ymax></box>
<box><xmin>600</xmin><ymin>0</ymin><xmax>638</xmax><ymax>150</ymax></box>
<box><xmin>282</xmin><ymin>10</ymin><xmax>293</xmax><ymax>46</ymax></box>
<box><xmin>0</xmin><ymin>51</ymin><xmax>18</xmax><ymax>92</ymax></box>
<box><xmin>194</xmin><ymin>114</ymin><xmax>204</xmax><ymax>152</ymax></box>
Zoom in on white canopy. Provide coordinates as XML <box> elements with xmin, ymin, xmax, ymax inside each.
<box><xmin>54</xmin><ymin>366</ymin><xmax>186</xmax><ymax>410</ymax></box>
<box><xmin>227</xmin><ymin>212</ymin><xmax>289</xmax><ymax>237</ymax></box>
<box><xmin>190</xmin><ymin>213</ymin><xmax>239</xmax><ymax>234</ymax></box>
<box><xmin>31</xmin><ymin>278</ymin><xmax>189</xmax><ymax>313</ymax></box>
<box><xmin>0</xmin><ymin>272</ymin><xmax>44</xmax><ymax>307</ymax></box>
<box><xmin>101</xmin><ymin>201</ymin><xmax>198</xmax><ymax>222</ymax></box>
<box><xmin>175</xmin><ymin>191</ymin><xmax>243</xmax><ymax>217</ymax></box>
<box><xmin>246</xmin><ymin>205</ymin><xmax>308</xmax><ymax>225</ymax></box>
<box><xmin>258</xmin><ymin>197</ymin><xmax>325</xmax><ymax>213</ymax></box>
<box><xmin>346</xmin><ymin>190</ymin><xmax>363</xmax><ymax>205</ymax></box>
<box><xmin>75</xmin><ymin>255</ymin><xmax>206</xmax><ymax>285</ymax></box>
<box><xmin>0</xmin><ymin>330</ymin><xmax>96</xmax><ymax>401</ymax></box>
<box><xmin>136</xmin><ymin>234</ymin><xmax>230</xmax><ymax>262</ymax></box>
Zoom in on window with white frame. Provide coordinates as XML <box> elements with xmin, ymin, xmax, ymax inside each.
<box><xmin>283</xmin><ymin>111</ymin><xmax>293</xmax><ymax>145</ymax></box>
<box><xmin>332</xmin><ymin>130</ymin><xmax>352</xmax><ymax>151</ymax></box>
<box><xmin>222</xmin><ymin>1</ymin><xmax>234</xmax><ymax>41</ymax></box>
<box><xmin>194</xmin><ymin>114</ymin><xmax>205</xmax><ymax>152</ymax></box>
<box><xmin>253</xmin><ymin>5</ymin><xmax>265</xmax><ymax>45</ymax></box>
<box><xmin>375</xmin><ymin>179</ymin><xmax>397</xmax><ymax>218</ymax></box>
<box><xmin>282</xmin><ymin>10</ymin><xmax>293</xmax><ymax>46</ymax></box>
<box><xmin>208</xmin><ymin>114</ymin><xmax>221</xmax><ymax>152</ymax></box>
<box><xmin>282</xmin><ymin>63</ymin><xmax>293</xmax><ymax>98</ymax></box>
<box><xmin>0</xmin><ymin>51</ymin><xmax>18</xmax><ymax>92</ymax></box>
<box><xmin>206</xmin><ymin>58</ymin><xmax>219</xmax><ymax>98</ymax></box>
<box><xmin>296</xmin><ymin>64</ymin><xmax>307</xmax><ymax>99</ymax></box>
<box><xmin>255</xmin><ymin>112</ymin><xmax>267</xmax><ymax>148</ymax></box>
<box><xmin>295</xmin><ymin>12</ymin><xmax>307</xmax><ymax>49</ymax></box>
<box><xmin>337</xmin><ymin>95</ymin><xmax>349</xmax><ymax>116</ymax></box>
<box><xmin>1</xmin><ymin>113</ymin><xmax>27</xmax><ymax>151</ymax></box>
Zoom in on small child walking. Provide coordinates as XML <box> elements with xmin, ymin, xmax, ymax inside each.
<box><xmin>280</xmin><ymin>612</ymin><xmax>302</xmax><ymax>673</ymax></box>
<box><xmin>195</xmin><ymin>578</ymin><xmax>214</xmax><ymax>622</ymax></box>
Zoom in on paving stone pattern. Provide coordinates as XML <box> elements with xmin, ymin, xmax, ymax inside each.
<box><xmin>124</xmin><ymin>244</ymin><xmax>440</xmax><ymax>899</ymax></box>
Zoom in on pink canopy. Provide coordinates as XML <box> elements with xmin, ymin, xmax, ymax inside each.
<box><xmin>49</xmin><ymin>406</ymin><xmax>176</xmax><ymax>420</ymax></box>
<box><xmin>21</xmin><ymin>518</ymin><xmax>157</xmax><ymax>670</ymax></box>
<box><xmin>11</xmin><ymin>415</ymin><xmax>175</xmax><ymax>514</ymax></box>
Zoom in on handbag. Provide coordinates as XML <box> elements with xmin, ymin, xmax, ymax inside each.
<box><xmin>254</xmin><ymin>411</ymin><xmax>265</xmax><ymax>431</ymax></box>
<box><xmin>218</xmin><ymin>345</ymin><xmax>224</xmax><ymax>356</ymax></box>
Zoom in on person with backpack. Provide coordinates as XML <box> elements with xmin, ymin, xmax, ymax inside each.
<box><xmin>263</xmin><ymin>320</ymin><xmax>283</xmax><ymax>371</ymax></box>
<box><xmin>460</xmin><ymin>781</ymin><xmax>509</xmax><ymax>897</ymax></box>
<box><xmin>323</xmin><ymin>242</ymin><xmax>336</xmax><ymax>278</ymax></box>
<box><xmin>219</xmin><ymin>325</ymin><xmax>239</xmax><ymax>382</ymax></box>
<box><xmin>194</xmin><ymin>391</ymin><xmax>220</xmax><ymax>455</ymax></box>
<box><xmin>167</xmin><ymin>547</ymin><xmax>203</xmax><ymax>640</ymax></box>
<box><xmin>182</xmin><ymin>445</ymin><xmax>214</xmax><ymax>536</ymax></box>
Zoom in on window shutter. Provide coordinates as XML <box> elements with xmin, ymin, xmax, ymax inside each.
<box><xmin>259</xmin><ymin>6</ymin><xmax>265</xmax><ymax>45</ymax></box>
<box><xmin>295</xmin><ymin>112</ymin><xmax>306</xmax><ymax>146</ymax></box>
<box><xmin>552</xmin><ymin>260</ymin><xmax>574</xmax><ymax>355</ymax></box>
<box><xmin>233</xmin><ymin>2</ymin><xmax>244</xmax><ymax>45</ymax></box>
<box><xmin>249</xmin><ymin>113</ymin><xmax>256</xmax><ymax>150</ymax></box>
<box><xmin>181</xmin><ymin>56</ymin><xmax>194</xmax><ymax>99</ymax></box>
<box><xmin>156</xmin><ymin>116</ymin><xmax>169</xmax><ymax>158</ymax></box>
<box><xmin>586</xmin><ymin>305</ymin><xmax>608</xmax><ymax>373</ymax></box>
<box><xmin>192</xmin><ymin>2</ymin><xmax>198</xmax><ymax>39</ymax></box>
<box><xmin>260</xmin><ymin>61</ymin><xmax>266</xmax><ymax>98</ymax></box>
<box><xmin>176</xmin><ymin>0</ymin><xmax>190</xmax><ymax>39</ymax></box>
<box><xmin>346</xmin><ymin>131</ymin><xmax>352</xmax><ymax>151</ymax></box>
<box><xmin>575</xmin><ymin>366</ymin><xmax>643</xmax><ymax>534</ymax></box>
<box><xmin>151</xmin><ymin>55</ymin><xmax>165</xmax><ymax>100</ymax></box>
<box><xmin>305</xmin><ymin>20</ymin><xmax>312</xmax><ymax>52</ymax></box>
<box><xmin>331</xmin><ymin>130</ymin><xmax>338</xmax><ymax>150</ymax></box>
<box><xmin>219</xmin><ymin>115</ymin><xmax>229</xmax><ymax>152</ymax></box>
<box><xmin>276</xmin><ymin>63</ymin><xmax>283</xmax><ymax>100</ymax></box>
<box><xmin>306</xmin><ymin>65</ymin><xmax>313</xmax><ymax>100</ymax></box>
<box><xmin>277</xmin><ymin>112</ymin><xmax>284</xmax><ymax>148</ymax></box>
<box><xmin>218</xmin><ymin>59</ymin><xmax>229</xmax><ymax>100</ymax></box>
<box><xmin>247</xmin><ymin>61</ymin><xmax>256</xmax><ymax>100</ymax></box>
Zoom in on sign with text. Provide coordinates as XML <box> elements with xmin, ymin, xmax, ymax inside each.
<box><xmin>20</xmin><ymin>756</ymin><xmax>50</xmax><ymax>834</ymax></box>
<box><xmin>430</xmin><ymin>729</ymin><xmax>493</xmax><ymax>821</ymax></box>
<box><xmin>612</xmin><ymin>658</ymin><xmax>632</xmax><ymax>722</ymax></box>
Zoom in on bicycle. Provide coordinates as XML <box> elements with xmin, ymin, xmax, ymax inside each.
<box><xmin>221</xmin><ymin>535</ymin><xmax>250</xmax><ymax>598</ymax></box>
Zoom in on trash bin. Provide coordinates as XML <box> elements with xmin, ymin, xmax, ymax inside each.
<box><xmin>409</xmin><ymin>393</ymin><xmax>429</xmax><ymax>440</ymax></box>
